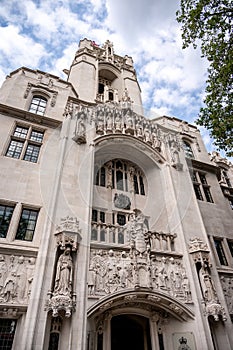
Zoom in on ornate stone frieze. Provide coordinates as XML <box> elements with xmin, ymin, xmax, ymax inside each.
<box><xmin>0</xmin><ymin>254</ymin><xmax>36</xmax><ymax>305</ymax></box>
<box><xmin>88</xmin><ymin>242</ymin><xmax>191</xmax><ymax>303</ymax></box>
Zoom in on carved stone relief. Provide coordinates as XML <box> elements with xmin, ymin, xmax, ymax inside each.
<box><xmin>220</xmin><ymin>275</ymin><xmax>233</xmax><ymax>314</ymax></box>
<box><xmin>88</xmin><ymin>212</ymin><xmax>192</xmax><ymax>303</ymax></box>
<box><xmin>0</xmin><ymin>254</ymin><xmax>36</xmax><ymax>304</ymax></box>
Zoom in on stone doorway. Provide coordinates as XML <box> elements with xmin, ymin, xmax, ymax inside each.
<box><xmin>111</xmin><ymin>314</ymin><xmax>152</xmax><ymax>350</ymax></box>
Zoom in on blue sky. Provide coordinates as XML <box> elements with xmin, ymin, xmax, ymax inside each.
<box><xmin>0</xmin><ymin>0</ymin><xmax>225</xmax><ymax>157</ymax></box>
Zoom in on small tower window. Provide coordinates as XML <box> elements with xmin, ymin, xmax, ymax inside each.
<box><xmin>98</xmin><ymin>83</ymin><xmax>104</xmax><ymax>94</ymax></box>
<box><xmin>109</xmin><ymin>91</ymin><xmax>114</xmax><ymax>101</ymax></box>
<box><xmin>29</xmin><ymin>95</ymin><xmax>47</xmax><ymax>116</ymax></box>
<box><xmin>183</xmin><ymin>141</ymin><xmax>194</xmax><ymax>158</ymax></box>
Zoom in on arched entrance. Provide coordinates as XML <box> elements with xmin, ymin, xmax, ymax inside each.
<box><xmin>111</xmin><ymin>314</ymin><xmax>152</xmax><ymax>350</ymax></box>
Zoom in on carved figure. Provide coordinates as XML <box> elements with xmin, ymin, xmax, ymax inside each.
<box><xmin>0</xmin><ymin>255</ymin><xmax>7</xmax><ymax>294</ymax></box>
<box><xmin>199</xmin><ymin>264</ymin><xmax>217</xmax><ymax>302</ymax></box>
<box><xmin>54</xmin><ymin>248</ymin><xmax>73</xmax><ymax>296</ymax></box>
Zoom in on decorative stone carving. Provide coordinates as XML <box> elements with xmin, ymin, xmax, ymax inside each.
<box><xmin>46</xmin><ymin>247</ymin><xmax>76</xmax><ymax>318</ymax></box>
<box><xmin>220</xmin><ymin>275</ymin><xmax>233</xmax><ymax>314</ymax></box>
<box><xmin>46</xmin><ymin>217</ymin><xmax>82</xmax><ymax>317</ymax></box>
<box><xmin>189</xmin><ymin>237</ymin><xmax>226</xmax><ymax>321</ymax></box>
<box><xmin>168</xmin><ymin>134</ymin><xmax>183</xmax><ymax>171</ymax></box>
<box><xmin>73</xmin><ymin>111</ymin><xmax>87</xmax><ymax>144</ymax></box>
<box><xmin>88</xmin><ymin>242</ymin><xmax>192</xmax><ymax>303</ymax></box>
<box><xmin>55</xmin><ymin>216</ymin><xmax>82</xmax><ymax>251</ymax></box>
<box><xmin>0</xmin><ymin>254</ymin><xmax>36</xmax><ymax>304</ymax></box>
<box><xmin>113</xmin><ymin>193</ymin><xmax>131</xmax><ymax>210</ymax></box>
<box><xmin>24</xmin><ymin>82</ymin><xmax>32</xmax><ymax>98</ymax></box>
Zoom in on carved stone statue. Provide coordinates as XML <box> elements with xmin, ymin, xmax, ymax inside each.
<box><xmin>54</xmin><ymin>247</ymin><xmax>73</xmax><ymax>296</ymax></box>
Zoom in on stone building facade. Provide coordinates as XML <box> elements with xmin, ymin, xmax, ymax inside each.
<box><xmin>0</xmin><ymin>38</ymin><xmax>232</xmax><ymax>350</ymax></box>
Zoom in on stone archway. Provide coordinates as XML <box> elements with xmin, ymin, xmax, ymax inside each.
<box><xmin>87</xmin><ymin>290</ymin><xmax>195</xmax><ymax>350</ymax></box>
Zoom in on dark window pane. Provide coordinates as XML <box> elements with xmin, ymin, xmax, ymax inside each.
<box><xmin>214</xmin><ymin>239</ymin><xmax>228</xmax><ymax>266</ymax></box>
<box><xmin>30</xmin><ymin>130</ymin><xmax>44</xmax><ymax>143</ymax></box>
<box><xmin>0</xmin><ymin>205</ymin><xmax>14</xmax><ymax>238</ymax></box>
<box><xmin>139</xmin><ymin>176</ymin><xmax>145</xmax><ymax>195</ymax></box>
<box><xmin>203</xmin><ymin>186</ymin><xmax>214</xmax><ymax>203</ymax></box>
<box><xmin>193</xmin><ymin>184</ymin><xmax>203</xmax><ymax>200</ymax></box>
<box><xmin>23</xmin><ymin>144</ymin><xmax>40</xmax><ymax>163</ymax></box>
<box><xmin>6</xmin><ymin>140</ymin><xmax>24</xmax><ymax>159</ymax></box>
<box><xmin>227</xmin><ymin>240</ymin><xmax>233</xmax><ymax>257</ymax></box>
<box><xmin>92</xmin><ymin>210</ymin><xmax>98</xmax><ymax>222</ymax></box>
<box><xmin>99</xmin><ymin>211</ymin><xmax>105</xmax><ymax>223</ymax></box>
<box><xmin>0</xmin><ymin>319</ymin><xmax>17</xmax><ymax>350</ymax></box>
<box><xmin>116</xmin><ymin>171</ymin><xmax>123</xmax><ymax>191</ymax></box>
<box><xmin>100</xmin><ymin>167</ymin><xmax>106</xmax><ymax>187</ymax></box>
<box><xmin>117</xmin><ymin>214</ymin><xmax>126</xmax><ymax>226</ymax></box>
<box><xmin>199</xmin><ymin>173</ymin><xmax>207</xmax><ymax>185</ymax></box>
<box><xmin>133</xmin><ymin>175</ymin><xmax>139</xmax><ymax>194</ymax></box>
<box><xmin>15</xmin><ymin>209</ymin><xmax>38</xmax><ymax>241</ymax></box>
<box><xmin>48</xmin><ymin>333</ymin><xmax>59</xmax><ymax>350</ymax></box>
<box><xmin>95</xmin><ymin>170</ymin><xmax>100</xmax><ymax>186</ymax></box>
<box><xmin>13</xmin><ymin>126</ymin><xmax>28</xmax><ymax>139</ymax></box>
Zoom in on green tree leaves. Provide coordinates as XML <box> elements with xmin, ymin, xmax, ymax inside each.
<box><xmin>177</xmin><ymin>0</ymin><xmax>233</xmax><ymax>156</ymax></box>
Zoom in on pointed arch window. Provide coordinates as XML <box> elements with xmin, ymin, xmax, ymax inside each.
<box><xmin>94</xmin><ymin>159</ymin><xmax>146</xmax><ymax>196</ymax></box>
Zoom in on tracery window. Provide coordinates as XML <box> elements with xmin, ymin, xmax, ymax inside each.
<box><xmin>95</xmin><ymin>159</ymin><xmax>146</xmax><ymax>195</ymax></box>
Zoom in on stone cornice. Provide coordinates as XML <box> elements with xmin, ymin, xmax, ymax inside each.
<box><xmin>0</xmin><ymin>103</ymin><xmax>62</xmax><ymax>128</ymax></box>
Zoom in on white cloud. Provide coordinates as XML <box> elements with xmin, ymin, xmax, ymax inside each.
<box><xmin>0</xmin><ymin>25</ymin><xmax>47</xmax><ymax>68</ymax></box>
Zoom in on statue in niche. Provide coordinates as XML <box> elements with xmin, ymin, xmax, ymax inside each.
<box><xmin>106</xmin><ymin>111</ymin><xmax>113</xmax><ymax>131</ymax></box>
<box><xmin>54</xmin><ymin>247</ymin><xmax>73</xmax><ymax>296</ymax></box>
<box><xmin>124</xmin><ymin>109</ymin><xmax>134</xmax><ymax>134</ymax></box>
<box><xmin>96</xmin><ymin>107</ymin><xmax>105</xmax><ymax>134</ymax></box>
<box><xmin>77</xmin><ymin>113</ymin><xmax>86</xmax><ymax>136</ymax></box>
<box><xmin>114</xmin><ymin>111</ymin><xmax>122</xmax><ymax>132</ymax></box>
<box><xmin>144</xmin><ymin>123</ymin><xmax>151</xmax><ymax>144</ymax></box>
<box><xmin>199</xmin><ymin>263</ymin><xmax>217</xmax><ymax>302</ymax></box>
<box><xmin>136</xmin><ymin>119</ymin><xmax>143</xmax><ymax>139</ymax></box>
<box><xmin>152</xmin><ymin>127</ymin><xmax>161</xmax><ymax>152</ymax></box>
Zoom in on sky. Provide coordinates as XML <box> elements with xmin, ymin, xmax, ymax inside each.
<box><xmin>0</xmin><ymin>0</ymin><xmax>226</xmax><ymax>157</ymax></box>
